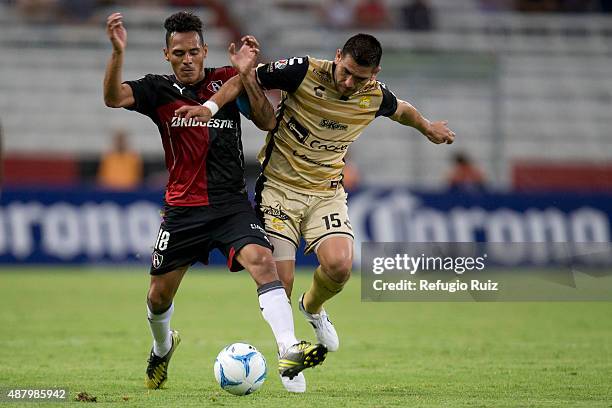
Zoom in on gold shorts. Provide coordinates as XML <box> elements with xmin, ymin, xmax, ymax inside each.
<box><xmin>256</xmin><ymin>180</ymin><xmax>354</xmax><ymax>254</ymax></box>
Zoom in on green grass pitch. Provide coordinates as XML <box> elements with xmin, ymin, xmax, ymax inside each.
<box><xmin>1</xmin><ymin>267</ymin><xmax>611</xmax><ymax>407</ymax></box>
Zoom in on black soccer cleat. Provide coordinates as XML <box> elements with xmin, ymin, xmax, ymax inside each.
<box><xmin>278</xmin><ymin>341</ymin><xmax>327</xmax><ymax>380</ymax></box>
<box><xmin>145</xmin><ymin>330</ymin><xmax>181</xmax><ymax>389</ymax></box>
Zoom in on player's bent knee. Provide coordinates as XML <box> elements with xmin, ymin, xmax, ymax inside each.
<box><xmin>316</xmin><ymin>236</ymin><xmax>353</xmax><ymax>283</ymax></box>
<box><xmin>240</xmin><ymin>244</ymin><xmax>274</xmax><ymax>268</ymax></box>
<box><xmin>238</xmin><ymin>244</ymin><xmax>278</xmax><ymax>281</ymax></box>
<box><xmin>321</xmin><ymin>255</ymin><xmax>352</xmax><ymax>283</ymax></box>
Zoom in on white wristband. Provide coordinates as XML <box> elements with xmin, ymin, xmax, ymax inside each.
<box><xmin>202</xmin><ymin>100</ymin><xmax>219</xmax><ymax>117</ymax></box>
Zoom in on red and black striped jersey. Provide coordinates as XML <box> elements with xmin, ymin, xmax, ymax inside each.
<box><xmin>124</xmin><ymin>67</ymin><xmax>250</xmax><ymax>206</ymax></box>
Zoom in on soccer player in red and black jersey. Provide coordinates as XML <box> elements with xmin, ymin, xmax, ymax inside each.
<box><xmin>104</xmin><ymin>11</ymin><xmax>326</xmax><ymax>392</ymax></box>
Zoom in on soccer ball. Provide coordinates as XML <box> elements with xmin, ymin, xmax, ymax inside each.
<box><xmin>213</xmin><ymin>343</ymin><xmax>267</xmax><ymax>396</ymax></box>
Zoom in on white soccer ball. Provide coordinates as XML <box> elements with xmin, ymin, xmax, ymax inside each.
<box><xmin>213</xmin><ymin>343</ymin><xmax>267</xmax><ymax>396</ymax></box>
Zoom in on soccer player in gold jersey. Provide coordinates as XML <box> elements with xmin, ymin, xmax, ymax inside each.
<box><xmin>177</xmin><ymin>33</ymin><xmax>455</xmax><ymax>392</ymax></box>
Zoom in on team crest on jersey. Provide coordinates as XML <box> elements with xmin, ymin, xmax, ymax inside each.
<box><xmin>207</xmin><ymin>80</ymin><xmax>223</xmax><ymax>93</ymax></box>
<box><xmin>271</xmin><ymin>217</ymin><xmax>286</xmax><ymax>232</ymax></box>
<box><xmin>261</xmin><ymin>204</ymin><xmax>290</xmax><ymax>220</ymax></box>
<box><xmin>273</xmin><ymin>57</ymin><xmax>304</xmax><ymax>71</ymax></box>
<box><xmin>152</xmin><ymin>251</ymin><xmax>163</xmax><ymax>269</ymax></box>
<box><xmin>274</xmin><ymin>59</ymin><xmax>288</xmax><ymax>70</ymax></box>
<box><xmin>359</xmin><ymin>96</ymin><xmax>371</xmax><ymax>109</ymax></box>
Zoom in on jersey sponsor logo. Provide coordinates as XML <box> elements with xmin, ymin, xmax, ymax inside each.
<box><xmin>207</xmin><ymin>80</ymin><xmax>223</xmax><ymax>93</ymax></box>
<box><xmin>319</xmin><ymin>118</ymin><xmax>348</xmax><ymax>131</ymax></box>
<box><xmin>309</xmin><ymin>139</ymin><xmax>349</xmax><ymax>152</ymax></box>
<box><xmin>287</xmin><ymin>117</ymin><xmax>310</xmax><ymax>143</ymax></box>
<box><xmin>292</xmin><ymin>150</ymin><xmax>334</xmax><ymax>168</ymax></box>
<box><xmin>261</xmin><ymin>204</ymin><xmax>290</xmax><ymax>220</ymax></box>
<box><xmin>173</xmin><ymin>83</ymin><xmax>186</xmax><ymax>95</ymax></box>
<box><xmin>170</xmin><ymin>116</ymin><xmax>237</xmax><ymax>128</ymax></box>
<box><xmin>152</xmin><ymin>251</ymin><xmax>164</xmax><ymax>269</ymax></box>
<box><xmin>312</xmin><ymin>68</ymin><xmax>332</xmax><ymax>83</ymax></box>
<box><xmin>314</xmin><ymin>85</ymin><xmax>326</xmax><ymax>98</ymax></box>
<box><xmin>359</xmin><ymin>96</ymin><xmax>371</xmax><ymax>109</ymax></box>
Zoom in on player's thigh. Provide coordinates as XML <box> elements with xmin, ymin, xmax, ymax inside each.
<box><xmin>213</xmin><ymin>207</ymin><xmax>274</xmax><ymax>273</ymax></box>
<box><xmin>255</xmin><ymin>181</ymin><xmax>306</xmax><ymax>251</ymax></box>
<box><xmin>150</xmin><ymin>206</ymin><xmax>211</xmax><ymax>276</ymax></box>
<box><xmin>302</xmin><ymin>188</ymin><xmax>354</xmax><ymax>255</ymax></box>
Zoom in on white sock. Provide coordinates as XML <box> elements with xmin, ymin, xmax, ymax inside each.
<box><xmin>147</xmin><ymin>302</ymin><xmax>174</xmax><ymax>357</ymax></box>
<box><xmin>257</xmin><ymin>281</ymin><xmax>298</xmax><ymax>353</ymax></box>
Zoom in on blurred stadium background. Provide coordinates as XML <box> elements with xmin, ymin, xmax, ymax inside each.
<box><xmin>1</xmin><ymin>0</ymin><xmax>611</xmax><ymax>266</ymax></box>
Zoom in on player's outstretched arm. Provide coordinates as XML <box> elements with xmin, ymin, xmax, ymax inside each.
<box><xmin>237</xmin><ymin>69</ymin><xmax>276</xmax><ymax>131</ymax></box>
<box><xmin>229</xmin><ymin>36</ymin><xmax>276</xmax><ymax>131</ymax></box>
<box><xmin>103</xmin><ymin>12</ymin><xmax>135</xmax><ymax>108</ymax></box>
<box><xmin>390</xmin><ymin>99</ymin><xmax>455</xmax><ymax>144</ymax></box>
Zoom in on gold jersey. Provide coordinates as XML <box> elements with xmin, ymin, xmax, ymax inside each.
<box><xmin>255</xmin><ymin>56</ymin><xmax>397</xmax><ymax>196</ymax></box>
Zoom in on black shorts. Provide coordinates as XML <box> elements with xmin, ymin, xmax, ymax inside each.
<box><xmin>149</xmin><ymin>200</ymin><xmax>273</xmax><ymax>275</ymax></box>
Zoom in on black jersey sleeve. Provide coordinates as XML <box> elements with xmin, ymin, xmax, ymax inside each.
<box><xmin>255</xmin><ymin>57</ymin><xmax>309</xmax><ymax>93</ymax></box>
<box><xmin>375</xmin><ymin>82</ymin><xmax>399</xmax><ymax>118</ymax></box>
<box><xmin>123</xmin><ymin>74</ymin><xmax>160</xmax><ymax>116</ymax></box>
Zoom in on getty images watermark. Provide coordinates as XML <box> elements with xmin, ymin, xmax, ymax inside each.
<box><xmin>361</xmin><ymin>243</ymin><xmax>612</xmax><ymax>301</ymax></box>
<box><xmin>371</xmin><ymin>252</ymin><xmax>496</xmax><ymax>292</ymax></box>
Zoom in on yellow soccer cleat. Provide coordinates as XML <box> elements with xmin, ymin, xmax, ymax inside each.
<box><xmin>278</xmin><ymin>341</ymin><xmax>327</xmax><ymax>380</ymax></box>
<box><xmin>145</xmin><ymin>330</ymin><xmax>181</xmax><ymax>389</ymax></box>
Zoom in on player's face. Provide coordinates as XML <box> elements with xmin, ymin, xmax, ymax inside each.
<box><xmin>334</xmin><ymin>50</ymin><xmax>380</xmax><ymax>96</ymax></box>
<box><xmin>164</xmin><ymin>31</ymin><xmax>207</xmax><ymax>85</ymax></box>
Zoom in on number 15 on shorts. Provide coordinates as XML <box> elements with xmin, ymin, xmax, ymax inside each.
<box><xmin>322</xmin><ymin>213</ymin><xmax>343</xmax><ymax>230</ymax></box>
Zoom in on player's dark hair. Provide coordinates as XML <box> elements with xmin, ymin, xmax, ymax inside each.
<box><xmin>341</xmin><ymin>34</ymin><xmax>382</xmax><ymax>67</ymax></box>
<box><xmin>164</xmin><ymin>11</ymin><xmax>204</xmax><ymax>47</ymax></box>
